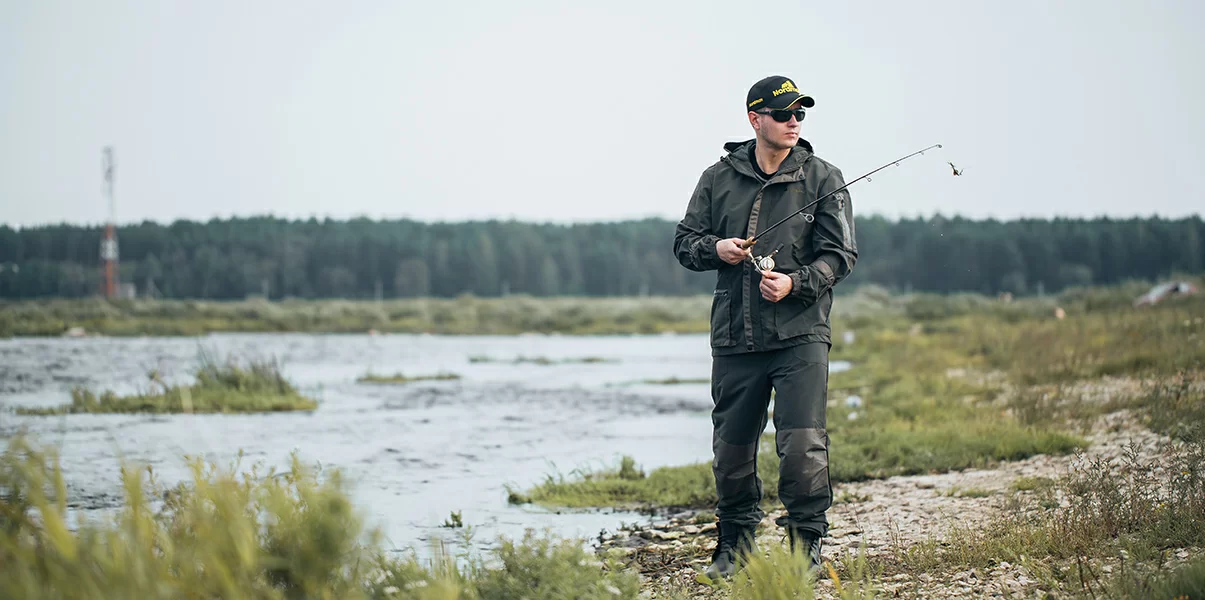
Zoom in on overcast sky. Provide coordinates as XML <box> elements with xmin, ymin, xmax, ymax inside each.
<box><xmin>2</xmin><ymin>0</ymin><xmax>1203</xmax><ymax>228</ymax></box>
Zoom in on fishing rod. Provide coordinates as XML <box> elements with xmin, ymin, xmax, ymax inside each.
<box><xmin>741</xmin><ymin>144</ymin><xmax>943</xmax><ymax>257</ymax></box>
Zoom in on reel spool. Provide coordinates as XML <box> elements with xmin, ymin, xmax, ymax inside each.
<box><xmin>750</xmin><ymin>243</ymin><xmax>784</xmax><ymax>272</ymax></box>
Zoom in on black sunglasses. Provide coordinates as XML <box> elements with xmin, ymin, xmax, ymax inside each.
<box><xmin>755</xmin><ymin>108</ymin><xmax>806</xmax><ymax>123</ymax></box>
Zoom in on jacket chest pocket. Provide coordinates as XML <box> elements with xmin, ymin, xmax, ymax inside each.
<box><xmin>710</xmin><ymin>289</ymin><xmax>735</xmax><ymax>347</ymax></box>
<box><xmin>757</xmin><ymin>184</ymin><xmax>812</xmax><ymax>270</ymax></box>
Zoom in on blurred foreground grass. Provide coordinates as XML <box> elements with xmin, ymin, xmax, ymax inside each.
<box><xmin>0</xmin><ymin>436</ymin><xmax>643</xmax><ymax>600</ymax></box>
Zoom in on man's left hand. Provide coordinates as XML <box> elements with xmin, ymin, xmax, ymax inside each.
<box><xmin>759</xmin><ymin>270</ymin><xmax>793</xmax><ymax>302</ymax></box>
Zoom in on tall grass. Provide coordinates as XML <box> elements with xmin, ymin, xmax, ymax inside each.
<box><xmin>900</xmin><ymin>437</ymin><xmax>1205</xmax><ymax>593</ymax></box>
<box><xmin>0</xmin><ymin>435</ymin><xmax>642</xmax><ymax>599</ymax></box>
<box><xmin>1</xmin><ymin>436</ymin><xmax>372</xmax><ymax>599</ymax></box>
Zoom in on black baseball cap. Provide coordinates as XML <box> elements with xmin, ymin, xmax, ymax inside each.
<box><xmin>746</xmin><ymin>76</ymin><xmax>815</xmax><ymax>112</ymax></box>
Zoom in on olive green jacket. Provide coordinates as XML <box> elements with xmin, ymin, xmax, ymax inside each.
<box><xmin>673</xmin><ymin>139</ymin><xmax>858</xmax><ymax>355</ymax></box>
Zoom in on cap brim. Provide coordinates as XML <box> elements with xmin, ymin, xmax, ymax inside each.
<box><xmin>770</xmin><ymin>92</ymin><xmax>815</xmax><ymax>109</ymax></box>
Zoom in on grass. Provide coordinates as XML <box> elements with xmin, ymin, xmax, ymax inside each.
<box><xmin>0</xmin><ymin>434</ymin><xmax>644</xmax><ymax>599</ymax></box>
<box><xmin>468</xmin><ymin>355</ymin><xmax>614</xmax><ymax>365</ymax></box>
<box><xmin>357</xmin><ymin>371</ymin><xmax>461</xmax><ymax>384</ymax></box>
<box><xmin>1102</xmin><ymin>555</ymin><xmax>1205</xmax><ymax>599</ymax></box>
<box><xmin>0</xmin><ymin>295</ymin><xmax>713</xmax><ymax>337</ymax></box>
<box><xmin>895</xmin><ymin>437</ymin><xmax>1205</xmax><ymax>594</ymax></box>
<box><xmin>513</xmin><ymin>311</ymin><xmax>1088</xmax><ymax>510</ymax></box>
<box><xmin>941</xmin><ymin>486</ymin><xmax>993</xmax><ymax>498</ymax></box>
<box><xmin>639</xmin><ymin>377</ymin><xmax>710</xmax><ymax>385</ymax></box>
<box><xmin>15</xmin><ymin>355</ymin><xmax>317</xmax><ymax>415</ymax></box>
<box><xmin>1010</xmin><ymin>475</ymin><xmax>1057</xmax><ymax>493</ymax></box>
<box><xmin>514</xmin><ymin>281</ymin><xmax>1205</xmax><ymax>515</ymax></box>
<box><xmin>1140</xmin><ymin>367</ymin><xmax>1205</xmax><ymax>442</ymax></box>
<box><xmin>508</xmin><ymin>456</ymin><xmax>717</xmax><ymax>510</ymax></box>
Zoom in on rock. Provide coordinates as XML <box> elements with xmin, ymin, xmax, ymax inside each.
<box><xmin>681</xmin><ymin>525</ymin><xmax>700</xmax><ymax>535</ymax></box>
<box><xmin>651</xmin><ymin>530</ymin><xmax>682</xmax><ymax>541</ymax></box>
<box><xmin>699</xmin><ymin>523</ymin><xmax>716</xmax><ymax>533</ymax></box>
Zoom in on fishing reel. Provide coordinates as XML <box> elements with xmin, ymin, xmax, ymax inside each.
<box><xmin>749</xmin><ymin>243</ymin><xmax>784</xmax><ymax>272</ymax></box>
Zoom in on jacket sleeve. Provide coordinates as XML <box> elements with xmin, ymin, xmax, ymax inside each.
<box><xmin>788</xmin><ymin>167</ymin><xmax>858</xmax><ymax>304</ymax></box>
<box><xmin>673</xmin><ymin>168</ymin><xmax>725</xmax><ymax>272</ymax></box>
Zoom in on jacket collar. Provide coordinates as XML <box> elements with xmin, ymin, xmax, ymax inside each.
<box><xmin>722</xmin><ymin>138</ymin><xmax>814</xmax><ymax>184</ymax></box>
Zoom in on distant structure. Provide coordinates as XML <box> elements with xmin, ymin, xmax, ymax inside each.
<box><xmin>100</xmin><ymin>147</ymin><xmax>119</xmax><ymax>298</ymax></box>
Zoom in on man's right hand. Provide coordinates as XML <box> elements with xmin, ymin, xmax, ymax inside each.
<box><xmin>716</xmin><ymin>238</ymin><xmax>752</xmax><ymax>265</ymax></box>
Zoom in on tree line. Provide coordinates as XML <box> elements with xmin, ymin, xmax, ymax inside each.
<box><xmin>0</xmin><ymin>215</ymin><xmax>1201</xmax><ymax>299</ymax></box>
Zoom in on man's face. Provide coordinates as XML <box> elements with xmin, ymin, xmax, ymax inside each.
<box><xmin>749</xmin><ymin>100</ymin><xmax>804</xmax><ymax>150</ymax></box>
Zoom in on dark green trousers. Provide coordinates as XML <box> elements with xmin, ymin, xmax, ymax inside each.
<box><xmin>710</xmin><ymin>342</ymin><xmax>831</xmax><ymax>536</ymax></box>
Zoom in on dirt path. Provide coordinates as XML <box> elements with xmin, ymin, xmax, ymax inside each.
<box><xmin>599</xmin><ymin>410</ymin><xmax>1192</xmax><ymax>598</ymax></box>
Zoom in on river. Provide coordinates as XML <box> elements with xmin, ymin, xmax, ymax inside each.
<box><xmin>0</xmin><ymin>332</ymin><xmax>847</xmax><ymax>555</ymax></box>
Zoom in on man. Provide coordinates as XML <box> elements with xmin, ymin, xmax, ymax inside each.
<box><xmin>673</xmin><ymin>75</ymin><xmax>857</xmax><ymax>579</ymax></box>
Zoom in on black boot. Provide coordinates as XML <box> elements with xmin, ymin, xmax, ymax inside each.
<box><xmin>787</xmin><ymin>527</ymin><xmax>823</xmax><ymax>571</ymax></box>
<box><xmin>704</xmin><ymin>522</ymin><xmax>757</xmax><ymax>580</ymax></box>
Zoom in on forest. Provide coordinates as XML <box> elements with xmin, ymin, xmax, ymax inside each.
<box><xmin>0</xmin><ymin>215</ymin><xmax>1201</xmax><ymax>299</ymax></box>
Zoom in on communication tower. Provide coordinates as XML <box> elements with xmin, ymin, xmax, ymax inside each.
<box><xmin>100</xmin><ymin>147</ymin><xmax>118</xmax><ymax>298</ymax></box>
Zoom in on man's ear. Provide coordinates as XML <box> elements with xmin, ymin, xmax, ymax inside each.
<box><xmin>748</xmin><ymin>111</ymin><xmax>761</xmax><ymax>132</ymax></box>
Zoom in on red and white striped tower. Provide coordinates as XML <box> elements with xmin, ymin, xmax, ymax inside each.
<box><xmin>100</xmin><ymin>147</ymin><xmax>118</xmax><ymax>298</ymax></box>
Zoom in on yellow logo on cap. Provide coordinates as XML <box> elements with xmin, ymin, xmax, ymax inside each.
<box><xmin>773</xmin><ymin>80</ymin><xmax>799</xmax><ymax>97</ymax></box>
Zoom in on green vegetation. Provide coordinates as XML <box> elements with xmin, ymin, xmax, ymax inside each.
<box><xmin>640</xmin><ymin>377</ymin><xmax>710</xmax><ymax>385</ymax></box>
<box><xmin>15</xmin><ymin>356</ymin><xmax>317</xmax><ymax>415</ymax></box>
<box><xmin>899</xmin><ymin>437</ymin><xmax>1204</xmax><ymax>594</ymax></box>
<box><xmin>940</xmin><ymin>486</ymin><xmax>993</xmax><ymax>498</ymax></box>
<box><xmin>440</xmin><ymin>510</ymin><xmax>464</xmax><ymax>528</ymax></box>
<box><xmin>0</xmin><ymin>295</ymin><xmax>711</xmax><ymax>337</ymax></box>
<box><xmin>468</xmin><ymin>355</ymin><xmax>616</xmax><ymax>365</ymax></box>
<box><xmin>727</xmin><ymin>547</ymin><xmax>879</xmax><ymax>599</ymax></box>
<box><xmin>357</xmin><ymin>371</ymin><xmax>461</xmax><ymax>385</ymax></box>
<box><xmin>0</xmin><ymin>435</ymin><xmax>643</xmax><ymax>599</ymax></box>
<box><xmin>508</xmin><ymin>456</ymin><xmax>716</xmax><ymax>510</ymax></box>
<box><xmin>1103</xmin><ymin>556</ymin><xmax>1205</xmax><ymax>600</ymax></box>
<box><xmin>514</xmin><ymin>281</ymin><xmax>1203</xmax><ymax>517</ymax></box>
<box><xmin>1010</xmin><ymin>475</ymin><xmax>1057</xmax><ymax>493</ymax></box>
